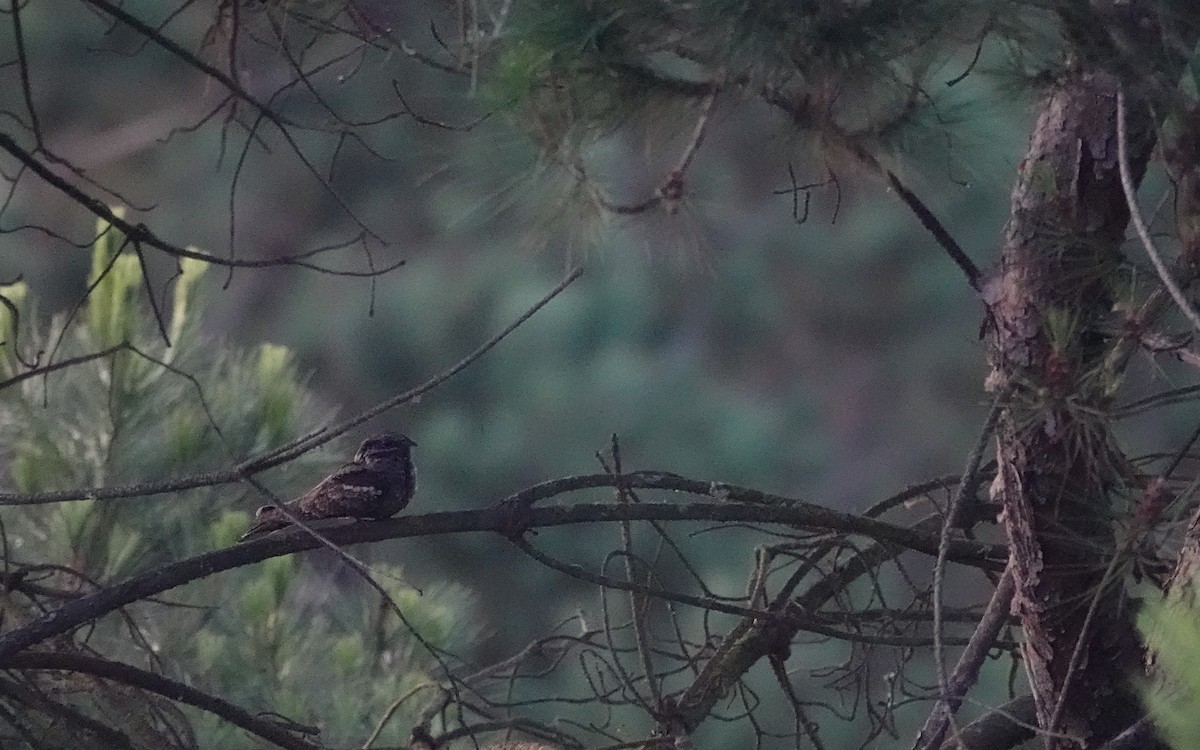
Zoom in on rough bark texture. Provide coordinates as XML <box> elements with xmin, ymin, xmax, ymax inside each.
<box><xmin>983</xmin><ymin>70</ymin><xmax>1153</xmax><ymax>749</ymax></box>
<box><xmin>983</xmin><ymin>2</ymin><xmax>1200</xmax><ymax>744</ymax></box>
<box><xmin>1165</xmin><ymin>510</ymin><xmax>1200</xmax><ymax>607</ymax></box>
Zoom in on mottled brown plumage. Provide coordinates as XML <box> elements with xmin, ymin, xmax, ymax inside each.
<box><xmin>240</xmin><ymin>432</ymin><xmax>416</xmax><ymax>540</ymax></box>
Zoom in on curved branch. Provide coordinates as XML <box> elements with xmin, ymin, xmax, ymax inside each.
<box><xmin>914</xmin><ymin>564</ymin><xmax>1016</xmax><ymax>750</ymax></box>
<box><xmin>2</xmin><ymin>652</ymin><xmax>320</xmax><ymax>750</ymax></box>
<box><xmin>0</xmin><ymin>343</ymin><xmax>127</xmax><ymax>392</ymax></box>
<box><xmin>671</xmin><ymin>513</ymin><xmax>957</xmax><ymax>733</ymax></box>
<box><xmin>930</xmin><ymin>397</ymin><xmax>1006</xmax><ymax>745</ymax></box>
<box><xmin>1116</xmin><ymin>87</ymin><xmax>1200</xmax><ymax>333</ymax></box>
<box><xmin>0</xmin><ymin>131</ymin><xmax>397</xmax><ymax>275</ymax></box>
<box><xmin>935</xmin><ymin>695</ymin><xmax>1037</xmax><ymax>750</ymax></box>
<box><xmin>0</xmin><ymin>477</ymin><xmax>1007</xmax><ymax>659</ymax></box>
<box><xmin>0</xmin><ymin>675</ymin><xmax>133</xmax><ymax>749</ymax></box>
<box><xmin>80</xmin><ymin>0</ymin><xmax>382</xmax><ymax>239</ymax></box>
<box><xmin>512</xmin><ymin>533</ymin><xmax>998</xmax><ymax>647</ymax></box>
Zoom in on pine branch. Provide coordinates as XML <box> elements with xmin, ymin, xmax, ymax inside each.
<box><xmin>0</xmin><ymin>473</ymin><xmax>1007</xmax><ymax>659</ymax></box>
<box><xmin>3</xmin><ymin>652</ymin><xmax>321</xmax><ymax>750</ymax></box>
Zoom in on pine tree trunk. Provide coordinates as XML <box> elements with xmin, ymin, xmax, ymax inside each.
<box><xmin>984</xmin><ymin>70</ymin><xmax>1155</xmax><ymax>749</ymax></box>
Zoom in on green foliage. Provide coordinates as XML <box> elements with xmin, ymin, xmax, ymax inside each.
<box><xmin>0</xmin><ymin>219</ymin><xmax>475</xmax><ymax>747</ymax></box>
<box><xmin>193</xmin><ymin>561</ymin><xmax>475</xmax><ymax>746</ymax></box>
<box><xmin>0</xmin><ymin>213</ymin><xmax>338</xmax><ymax>570</ymax></box>
<box><xmin>1139</xmin><ymin>593</ymin><xmax>1200</xmax><ymax>748</ymax></box>
<box><xmin>484</xmin><ymin>0</ymin><xmax>1044</xmax><ymax>168</ymax></box>
<box><xmin>489</xmin><ymin>4</ymin><xmax>644</xmax><ymax>97</ymax></box>
<box><xmin>88</xmin><ymin>207</ymin><xmax>141</xmax><ymax>349</ymax></box>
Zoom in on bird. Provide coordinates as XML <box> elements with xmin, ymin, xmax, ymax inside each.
<box><xmin>239</xmin><ymin>432</ymin><xmax>416</xmax><ymax>540</ymax></box>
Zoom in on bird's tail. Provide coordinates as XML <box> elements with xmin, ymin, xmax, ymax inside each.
<box><xmin>237</xmin><ymin>504</ymin><xmax>291</xmax><ymax>542</ymax></box>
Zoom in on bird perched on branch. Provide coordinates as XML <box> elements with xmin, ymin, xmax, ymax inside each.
<box><xmin>239</xmin><ymin>432</ymin><xmax>416</xmax><ymax>540</ymax></box>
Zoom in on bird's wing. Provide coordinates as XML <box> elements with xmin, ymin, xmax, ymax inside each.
<box><xmin>294</xmin><ymin>463</ymin><xmax>387</xmax><ymax>519</ymax></box>
<box><xmin>237</xmin><ymin>463</ymin><xmax>388</xmax><ymax>542</ymax></box>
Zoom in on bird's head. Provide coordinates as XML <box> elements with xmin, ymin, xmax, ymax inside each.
<box><xmin>354</xmin><ymin>432</ymin><xmax>416</xmax><ymax>467</ymax></box>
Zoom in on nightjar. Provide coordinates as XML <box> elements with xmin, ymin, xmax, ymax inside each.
<box><xmin>240</xmin><ymin>432</ymin><xmax>416</xmax><ymax>539</ymax></box>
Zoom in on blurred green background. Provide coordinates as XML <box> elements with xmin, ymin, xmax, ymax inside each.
<box><xmin>1</xmin><ymin>1</ymin><xmax>1015</xmax><ymax>502</ymax></box>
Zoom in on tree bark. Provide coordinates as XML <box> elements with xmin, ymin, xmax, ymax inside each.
<box><xmin>984</xmin><ymin>69</ymin><xmax>1154</xmax><ymax>749</ymax></box>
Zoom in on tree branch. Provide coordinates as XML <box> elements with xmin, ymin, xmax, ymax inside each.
<box><xmin>0</xmin><ymin>132</ymin><xmax>400</xmax><ymax>275</ymax></box>
<box><xmin>885</xmin><ymin>169</ymin><xmax>981</xmax><ymax>291</ymax></box>
<box><xmin>0</xmin><ymin>473</ymin><xmax>1006</xmax><ymax>659</ymax></box>
<box><xmin>2</xmin><ymin>652</ymin><xmax>321</xmax><ymax>750</ymax></box>
<box><xmin>915</xmin><ymin>564</ymin><xmax>1017</xmax><ymax>750</ymax></box>
<box><xmin>935</xmin><ymin>695</ymin><xmax>1037</xmax><ymax>750</ymax></box>
<box><xmin>1116</xmin><ymin>86</ymin><xmax>1200</xmax><ymax>333</ymax></box>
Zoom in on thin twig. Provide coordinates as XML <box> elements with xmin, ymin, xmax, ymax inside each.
<box><xmin>249</xmin><ymin>266</ymin><xmax>584</xmax><ymax>468</ymax></box>
<box><xmin>1117</xmin><ymin>87</ymin><xmax>1200</xmax><ymax>333</ymax></box>
<box><xmin>886</xmin><ymin>170</ymin><xmax>981</xmax><ymax>291</ymax></box>
<box><xmin>515</xmin><ymin>537</ymin><xmax>996</xmax><ymax>646</ymax></box>
<box><xmin>4</xmin><ymin>652</ymin><xmax>321</xmax><ymax>749</ymax></box>
<box><xmin>362</xmin><ymin>682</ymin><xmax>437</xmax><ymax>749</ymax></box>
<box><xmin>9</xmin><ymin>0</ymin><xmax>43</xmax><ymax>149</ymax></box>
<box><xmin>0</xmin><ymin>343</ymin><xmax>127</xmax><ymax>392</ymax></box>
<box><xmin>930</xmin><ymin>397</ymin><xmax>1005</xmax><ymax>746</ymax></box>
<box><xmin>913</xmin><ymin>564</ymin><xmax>1015</xmax><ymax>750</ymax></box>
<box><xmin>81</xmin><ymin>0</ymin><xmax>383</xmax><ymax>240</ymax></box>
<box><xmin>768</xmin><ymin>653</ymin><xmax>827</xmax><ymax>750</ymax></box>
<box><xmin>589</xmin><ymin>82</ymin><xmax>720</xmax><ymax>215</ymax></box>
<box><xmin>0</xmin><ymin>268</ymin><xmax>584</xmax><ymax>506</ymax></box>
<box><xmin>601</xmin><ymin>435</ymin><xmax>663</xmax><ymax>712</ymax></box>
<box><xmin>0</xmin><ymin>131</ymin><xmax>399</xmax><ymax>275</ymax></box>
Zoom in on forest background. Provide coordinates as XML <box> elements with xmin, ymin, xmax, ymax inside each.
<box><xmin>2</xmin><ymin>2</ymin><xmax>1199</xmax><ymax>749</ymax></box>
